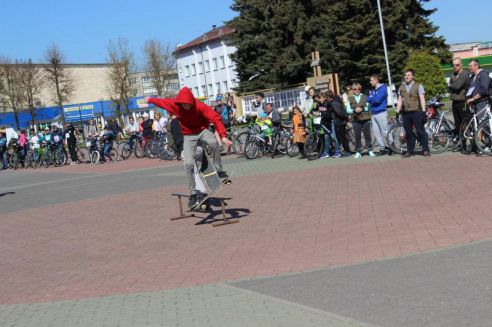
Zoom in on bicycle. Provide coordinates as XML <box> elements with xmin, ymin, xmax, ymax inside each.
<box><xmin>461</xmin><ymin>102</ymin><xmax>492</xmax><ymax>155</ymax></box>
<box><xmin>270</xmin><ymin>123</ymin><xmax>293</xmax><ymax>158</ymax></box>
<box><xmin>303</xmin><ymin>117</ymin><xmax>339</xmax><ymax>160</ymax></box>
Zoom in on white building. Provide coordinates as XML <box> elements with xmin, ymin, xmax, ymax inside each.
<box><xmin>174</xmin><ymin>25</ymin><xmax>238</xmax><ymax>103</ymax></box>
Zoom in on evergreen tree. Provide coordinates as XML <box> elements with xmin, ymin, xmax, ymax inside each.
<box><xmin>404</xmin><ymin>51</ymin><xmax>448</xmax><ymax>98</ymax></box>
<box><xmin>229</xmin><ymin>0</ymin><xmax>451</xmax><ymax>92</ymax></box>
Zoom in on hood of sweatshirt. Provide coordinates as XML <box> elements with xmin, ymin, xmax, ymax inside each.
<box><xmin>174</xmin><ymin>87</ymin><xmax>195</xmax><ymax>106</ymax></box>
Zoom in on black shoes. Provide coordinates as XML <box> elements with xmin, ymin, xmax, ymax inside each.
<box><xmin>402</xmin><ymin>153</ymin><xmax>414</xmax><ymax>158</ymax></box>
<box><xmin>218</xmin><ymin>170</ymin><xmax>229</xmax><ymax>179</ymax></box>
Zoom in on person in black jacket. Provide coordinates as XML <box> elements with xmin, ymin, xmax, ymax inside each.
<box><xmin>448</xmin><ymin>58</ymin><xmax>469</xmax><ymax>151</ymax></box>
<box><xmin>64</xmin><ymin>123</ymin><xmax>79</xmax><ymax>164</ymax></box>
<box><xmin>170</xmin><ymin>113</ymin><xmax>184</xmax><ymax>161</ymax></box>
<box><xmin>141</xmin><ymin>113</ymin><xmax>154</xmax><ymax>142</ymax></box>
<box><xmin>327</xmin><ymin>90</ymin><xmax>351</xmax><ymax>155</ymax></box>
<box><xmin>312</xmin><ymin>92</ymin><xmax>340</xmax><ymax>158</ymax></box>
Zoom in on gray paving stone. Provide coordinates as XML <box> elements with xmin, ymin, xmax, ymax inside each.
<box><xmin>233</xmin><ymin>240</ymin><xmax>492</xmax><ymax>327</ymax></box>
<box><xmin>0</xmin><ymin>284</ymin><xmax>374</xmax><ymax>327</ymax></box>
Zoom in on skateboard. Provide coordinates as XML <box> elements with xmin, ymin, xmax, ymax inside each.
<box><xmin>191</xmin><ymin>178</ymin><xmax>232</xmax><ymax>211</ymax></box>
<box><xmin>191</xmin><ymin>148</ymin><xmax>231</xmax><ymax>211</ymax></box>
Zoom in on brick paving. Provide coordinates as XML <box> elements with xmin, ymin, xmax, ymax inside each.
<box><xmin>1</xmin><ymin>153</ymin><xmax>492</xmax><ymax>308</ymax></box>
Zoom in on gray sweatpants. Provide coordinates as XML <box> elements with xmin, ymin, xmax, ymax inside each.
<box><xmin>371</xmin><ymin>111</ymin><xmax>389</xmax><ymax>150</ymax></box>
<box><xmin>183</xmin><ymin>129</ymin><xmax>223</xmax><ymax>194</ymax></box>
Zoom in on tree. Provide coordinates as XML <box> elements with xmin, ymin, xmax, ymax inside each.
<box><xmin>18</xmin><ymin>59</ymin><xmax>44</xmax><ymax>126</ymax></box>
<box><xmin>0</xmin><ymin>56</ymin><xmax>24</xmax><ymax>129</ymax></box>
<box><xmin>229</xmin><ymin>0</ymin><xmax>451</xmax><ymax>92</ymax></box>
<box><xmin>229</xmin><ymin>0</ymin><xmax>312</xmax><ymax>92</ymax></box>
<box><xmin>107</xmin><ymin>37</ymin><xmax>134</xmax><ymax>123</ymax></box>
<box><xmin>404</xmin><ymin>51</ymin><xmax>447</xmax><ymax>98</ymax></box>
<box><xmin>143</xmin><ymin>39</ymin><xmax>176</xmax><ymax>97</ymax></box>
<box><xmin>44</xmin><ymin>44</ymin><xmax>74</xmax><ymax>124</ymax></box>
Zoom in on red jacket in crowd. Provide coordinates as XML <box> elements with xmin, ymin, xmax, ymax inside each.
<box><xmin>148</xmin><ymin>87</ymin><xmax>227</xmax><ymax>139</ymax></box>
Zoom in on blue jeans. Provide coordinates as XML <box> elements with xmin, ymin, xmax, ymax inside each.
<box><xmin>103</xmin><ymin>144</ymin><xmax>112</xmax><ymax>160</ymax></box>
<box><xmin>0</xmin><ymin>151</ymin><xmax>8</xmax><ymax>169</ymax></box>
<box><xmin>322</xmin><ymin>122</ymin><xmax>340</xmax><ymax>155</ymax></box>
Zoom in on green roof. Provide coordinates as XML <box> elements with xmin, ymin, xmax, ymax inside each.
<box><xmin>443</xmin><ymin>55</ymin><xmax>492</xmax><ymax>71</ymax></box>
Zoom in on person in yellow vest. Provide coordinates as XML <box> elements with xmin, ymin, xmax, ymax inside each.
<box><xmin>396</xmin><ymin>69</ymin><xmax>430</xmax><ymax>158</ymax></box>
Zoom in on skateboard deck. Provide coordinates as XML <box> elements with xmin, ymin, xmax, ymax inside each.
<box><xmin>190</xmin><ymin>178</ymin><xmax>232</xmax><ymax>211</ymax></box>
<box><xmin>199</xmin><ymin>149</ymin><xmax>222</xmax><ymax>191</ymax></box>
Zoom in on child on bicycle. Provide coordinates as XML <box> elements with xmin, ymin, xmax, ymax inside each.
<box><xmin>29</xmin><ymin>129</ymin><xmax>40</xmax><ymax>162</ymax></box>
<box><xmin>100</xmin><ymin>126</ymin><xmax>115</xmax><ymax>163</ymax></box>
<box><xmin>0</xmin><ymin>130</ymin><xmax>7</xmax><ymax>170</ymax></box>
<box><xmin>256</xmin><ymin>112</ymin><xmax>273</xmax><ymax>144</ymax></box>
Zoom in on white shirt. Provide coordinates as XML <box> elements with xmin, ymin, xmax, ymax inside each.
<box><xmin>153</xmin><ymin>117</ymin><xmax>167</xmax><ymax>132</ymax></box>
<box><xmin>126</xmin><ymin>121</ymin><xmax>139</xmax><ymax>133</ymax></box>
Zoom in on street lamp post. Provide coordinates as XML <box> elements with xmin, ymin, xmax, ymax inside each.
<box><xmin>376</xmin><ymin>0</ymin><xmax>396</xmax><ymax>108</ymax></box>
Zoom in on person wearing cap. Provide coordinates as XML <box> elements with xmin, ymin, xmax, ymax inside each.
<box><xmin>0</xmin><ymin>129</ymin><xmax>8</xmax><ymax>170</ymax></box>
<box><xmin>214</xmin><ymin>95</ymin><xmax>234</xmax><ymax>153</ymax></box>
<box><xmin>252</xmin><ymin>92</ymin><xmax>266</xmax><ymax>116</ymax></box>
<box><xmin>145</xmin><ymin>87</ymin><xmax>232</xmax><ymax>209</ymax></box>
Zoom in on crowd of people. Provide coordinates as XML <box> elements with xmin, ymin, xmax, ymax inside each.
<box><xmin>254</xmin><ymin>58</ymin><xmax>491</xmax><ymax>159</ymax></box>
<box><xmin>1</xmin><ymin>58</ymin><xmax>490</xmax><ymax>171</ymax></box>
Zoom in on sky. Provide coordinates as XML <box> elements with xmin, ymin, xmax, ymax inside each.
<box><xmin>0</xmin><ymin>0</ymin><xmax>490</xmax><ymax>64</ymax></box>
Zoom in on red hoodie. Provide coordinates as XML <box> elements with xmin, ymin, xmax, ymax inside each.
<box><xmin>148</xmin><ymin>87</ymin><xmax>227</xmax><ymax>138</ymax></box>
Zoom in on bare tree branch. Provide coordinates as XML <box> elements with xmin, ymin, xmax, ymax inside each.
<box><xmin>0</xmin><ymin>56</ymin><xmax>24</xmax><ymax>129</ymax></box>
<box><xmin>18</xmin><ymin>59</ymin><xmax>44</xmax><ymax>126</ymax></box>
<box><xmin>143</xmin><ymin>39</ymin><xmax>176</xmax><ymax>97</ymax></box>
<box><xmin>44</xmin><ymin>43</ymin><xmax>74</xmax><ymax>124</ymax></box>
<box><xmin>107</xmin><ymin>37</ymin><xmax>135</xmax><ymax>124</ymax></box>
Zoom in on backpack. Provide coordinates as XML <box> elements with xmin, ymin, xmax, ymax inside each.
<box><xmin>218</xmin><ymin>105</ymin><xmax>230</xmax><ymax>124</ymax></box>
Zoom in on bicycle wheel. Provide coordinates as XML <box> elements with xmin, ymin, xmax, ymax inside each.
<box><xmin>134</xmin><ymin>142</ymin><xmax>145</xmax><ymax>158</ymax></box>
<box><xmin>286</xmin><ymin>138</ymin><xmax>300</xmax><ymax>157</ymax></box>
<box><xmin>233</xmin><ymin>131</ymin><xmax>248</xmax><ymax>154</ymax></box>
<box><xmin>53</xmin><ymin>150</ymin><xmax>66</xmax><ymax>167</ymax></box>
<box><xmin>121</xmin><ymin>143</ymin><xmax>132</xmax><ymax>160</ymax></box>
<box><xmin>110</xmin><ymin>149</ymin><xmax>118</xmax><ymax>161</ymax></box>
<box><xmin>459</xmin><ymin>118</ymin><xmax>474</xmax><ymax>154</ymax></box>
<box><xmin>12</xmin><ymin>154</ymin><xmax>20</xmax><ymax>170</ymax></box>
<box><xmin>77</xmin><ymin>147</ymin><xmax>90</xmax><ymax>164</ymax></box>
<box><xmin>304</xmin><ymin>134</ymin><xmax>321</xmax><ymax>160</ymax></box>
<box><xmin>427</xmin><ymin>119</ymin><xmax>452</xmax><ymax>154</ymax></box>
<box><xmin>244</xmin><ymin>140</ymin><xmax>259</xmax><ymax>159</ymax></box>
<box><xmin>475</xmin><ymin>119</ymin><xmax>492</xmax><ymax>156</ymax></box>
<box><xmin>387</xmin><ymin>124</ymin><xmax>406</xmax><ymax>155</ymax></box>
<box><xmin>90</xmin><ymin>151</ymin><xmax>100</xmax><ymax>164</ymax></box>
<box><xmin>144</xmin><ymin>141</ymin><xmax>156</xmax><ymax>158</ymax></box>
<box><xmin>271</xmin><ymin>134</ymin><xmax>280</xmax><ymax>158</ymax></box>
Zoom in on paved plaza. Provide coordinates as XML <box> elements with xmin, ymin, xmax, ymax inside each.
<box><xmin>1</xmin><ymin>153</ymin><xmax>492</xmax><ymax>326</ymax></box>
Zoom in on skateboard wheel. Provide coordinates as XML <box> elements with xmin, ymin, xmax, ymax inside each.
<box><xmin>200</xmin><ymin>204</ymin><xmax>207</xmax><ymax>210</ymax></box>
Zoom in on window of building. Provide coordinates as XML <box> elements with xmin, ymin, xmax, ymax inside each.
<box><xmin>216</xmin><ymin>82</ymin><xmax>221</xmax><ymax>95</ymax></box>
<box><xmin>208</xmin><ymin>84</ymin><xmax>213</xmax><ymax>96</ymax></box>
<box><xmin>142</xmin><ymin>76</ymin><xmax>150</xmax><ymax>83</ymax></box>
<box><xmin>231</xmin><ymin>79</ymin><xmax>236</xmax><ymax>87</ymax></box>
<box><xmin>129</xmin><ymin>77</ymin><xmax>137</xmax><ymax>85</ymax></box>
<box><xmin>194</xmin><ymin>87</ymin><xmax>199</xmax><ymax>96</ymax></box>
<box><xmin>205</xmin><ymin>60</ymin><xmax>210</xmax><ymax>72</ymax></box>
<box><xmin>223</xmin><ymin>81</ymin><xmax>229</xmax><ymax>92</ymax></box>
<box><xmin>201</xmin><ymin>85</ymin><xmax>207</xmax><ymax>96</ymax></box>
<box><xmin>212</xmin><ymin>58</ymin><xmax>218</xmax><ymax>70</ymax></box>
<box><xmin>185</xmin><ymin>65</ymin><xmax>190</xmax><ymax>77</ymax></box>
<box><xmin>198</xmin><ymin>62</ymin><xmax>203</xmax><ymax>74</ymax></box>
<box><xmin>219</xmin><ymin>56</ymin><xmax>225</xmax><ymax>69</ymax></box>
<box><xmin>131</xmin><ymin>88</ymin><xmax>138</xmax><ymax>96</ymax></box>
<box><xmin>179</xmin><ymin>66</ymin><xmax>183</xmax><ymax>74</ymax></box>
<box><xmin>191</xmin><ymin>64</ymin><xmax>196</xmax><ymax>76</ymax></box>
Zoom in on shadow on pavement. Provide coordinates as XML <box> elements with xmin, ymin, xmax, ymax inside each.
<box><xmin>195</xmin><ymin>198</ymin><xmax>251</xmax><ymax>225</ymax></box>
<box><xmin>0</xmin><ymin>191</ymin><xmax>15</xmax><ymax>197</ymax></box>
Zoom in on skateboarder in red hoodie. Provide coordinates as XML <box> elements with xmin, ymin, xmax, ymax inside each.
<box><xmin>145</xmin><ymin>87</ymin><xmax>232</xmax><ymax>208</ymax></box>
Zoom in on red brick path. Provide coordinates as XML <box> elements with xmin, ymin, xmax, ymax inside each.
<box><xmin>1</xmin><ymin>154</ymin><xmax>492</xmax><ymax>304</ymax></box>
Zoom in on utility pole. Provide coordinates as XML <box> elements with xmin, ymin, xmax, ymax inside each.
<box><xmin>377</xmin><ymin>0</ymin><xmax>395</xmax><ymax>108</ymax></box>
